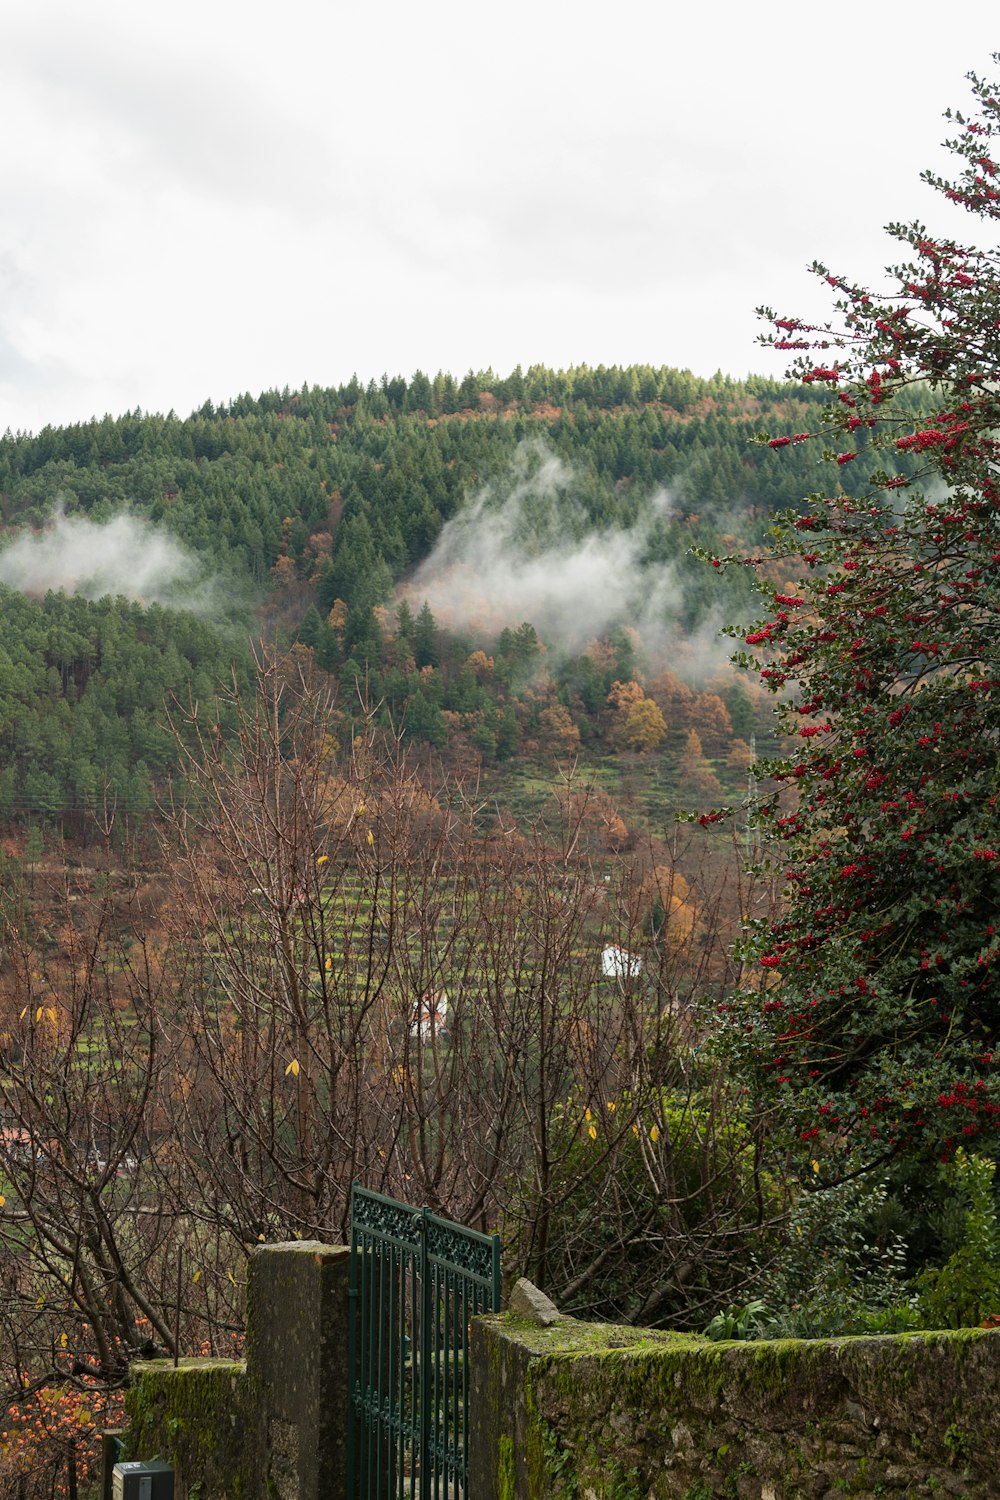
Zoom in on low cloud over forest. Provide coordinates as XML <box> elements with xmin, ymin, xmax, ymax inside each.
<box><xmin>0</xmin><ymin>503</ymin><xmax>207</xmax><ymax>608</ymax></box>
<box><xmin>402</xmin><ymin>441</ymin><xmax>733</xmax><ymax>675</ymax></box>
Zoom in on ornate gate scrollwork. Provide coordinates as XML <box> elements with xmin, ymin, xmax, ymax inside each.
<box><xmin>347</xmin><ymin>1184</ymin><xmax>501</xmax><ymax>1500</ymax></box>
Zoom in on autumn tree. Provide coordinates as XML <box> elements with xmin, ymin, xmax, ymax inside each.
<box><xmin>538</xmin><ymin>703</ymin><xmax>581</xmax><ymax>755</ymax></box>
<box><xmin>726</xmin><ymin>738</ymin><xmax>754</xmax><ymax>773</ymax></box>
<box><xmin>606</xmin><ymin>679</ymin><xmax>645</xmax><ymax>721</ymax></box>
<box><xmin>692</xmin><ymin>692</ymin><xmax>733</xmax><ymax>755</ymax></box>
<box><xmin>720</xmin><ymin>58</ymin><xmax>1000</xmax><ymax>1172</ymax></box>
<box><xmin>162</xmin><ymin>650</ymin><xmax>787</xmax><ymax>1323</ymax></box>
<box><xmin>647</xmin><ymin>669</ymin><xmax>696</xmax><ymax>734</ymax></box>
<box><xmin>622</xmin><ymin>697</ymin><xmax>667</xmax><ymax>753</ymax></box>
<box><xmin>639</xmin><ymin>865</ymin><xmax>696</xmax><ymax>953</ymax></box>
<box><xmin>676</xmin><ymin>729</ymin><xmax>723</xmax><ymax>804</ymax></box>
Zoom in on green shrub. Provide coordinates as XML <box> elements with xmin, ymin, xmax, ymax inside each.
<box><xmin>916</xmin><ymin>1151</ymin><xmax>1000</xmax><ymax>1329</ymax></box>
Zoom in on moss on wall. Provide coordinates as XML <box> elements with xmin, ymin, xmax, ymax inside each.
<box><xmin>471</xmin><ymin>1317</ymin><xmax>1000</xmax><ymax>1499</ymax></box>
<box><xmin>121</xmin><ymin>1243</ymin><xmax>351</xmax><ymax>1500</ymax></box>
<box><xmin>122</xmin><ymin>1247</ymin><xmax>1000</xmax><ymax>1500</ymax></box>
<box><xmin>498</xmin><ymin>1435</ymin><xmax>516</xmax><ymax>1500</ymax></box>
<box><xmin>124</xmin><ymin>1358</ymin><xmax>254</xmax><ymax>1500</ymax></box>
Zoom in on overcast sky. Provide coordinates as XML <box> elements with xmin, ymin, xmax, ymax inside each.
<box><xmin>1</xmin><ymin>2</ymin><xmax>996</xmax><ymax>435</ymax></box>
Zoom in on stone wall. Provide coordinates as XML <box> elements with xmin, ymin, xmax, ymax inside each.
<box><xmin>124</xmin><ymin>1359</ymin><xmax>253</xmax><ymax>1500</ymax></box>
<box><xmin>124</xmin><ymin>1242</ymin><xmax>350</xmax><ymax>1500</ymax></box>
<box><xmin>468</xmin><ymin>1314</ymin><xmax>1000</xmax><ymax>1499</ymax></box>
<box><xmin>121</xmin><ymin>1243</ymin><xmax>1000</xmax><ymax>1500</ymax></box>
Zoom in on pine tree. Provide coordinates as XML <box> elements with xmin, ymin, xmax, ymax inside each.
<box><xmin>412</xmin><ymin>601</ymin><xmax>440</xmax><ymax>669</ymax></box>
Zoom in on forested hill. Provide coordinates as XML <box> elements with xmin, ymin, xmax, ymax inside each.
<box><xmin>1</xmin><ymin>365</ymin><xmax>835</xmax><ymax>579</ymax></box>
<box><xmin>0</xmin><ymin>363</ymin><xmax>909</xmax><ymax>831</ymax></box>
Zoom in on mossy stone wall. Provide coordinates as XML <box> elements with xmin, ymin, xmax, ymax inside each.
<box><xmin>123</xmin><ymin>1244</ymin><xmax>1000</xmax><ymax>1500</ymax></box>
<box><xmin>123</xmin><ymin>1242</ymin><xmax>350</xmax><ymax>1500</ymax></box>
<box><xmin>124</xmin><ymin>1359</ymin><xmax>252</xmax><ymax>1500</ymax></box>
<box><xmin>469</xmin><ymin>1315</ymin><xmax>1000</xmax><ymax>1499</ymax></box>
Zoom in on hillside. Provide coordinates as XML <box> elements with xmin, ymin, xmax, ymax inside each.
<box><xmin>0</xmin><ymin>363</ymin><xmax>937</xmax><ymax>1445</ymax></box>
<box><xmin>0</xmin><ymin>362</ymin><xmax>918</xmax><ymax>835</ymax></box>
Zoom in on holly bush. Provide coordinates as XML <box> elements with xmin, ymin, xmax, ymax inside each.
<box><xmin>715</xmin><ymin>57</ymin><xmax>1000</xmax><ymax>1172</ymax></box>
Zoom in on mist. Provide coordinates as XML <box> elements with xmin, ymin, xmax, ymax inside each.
<box><xmin>401</xmin><ymin>442</ymin><xmax>734</xmax><ymax>677</ymax></box>
<box><xmin>0</xmin><ymin>503</ymin><xmax>209</xmax><ymax>609</ymax></box>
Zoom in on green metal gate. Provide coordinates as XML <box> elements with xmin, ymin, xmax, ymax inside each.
<box><xmin>347</xmin><ymin>1183</ymin><xmax>501</xmax><ymax>1500</ymax></box>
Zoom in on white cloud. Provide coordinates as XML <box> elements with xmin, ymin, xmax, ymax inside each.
<box><xmin>0</xmin><ymin>504</ymin><xmax>204</xmax><ymax>608</ymax></box>
<box><xmin>402</xmin><ymin>442</ymin><xmax>732</xmax><ymax>678</ymax></box>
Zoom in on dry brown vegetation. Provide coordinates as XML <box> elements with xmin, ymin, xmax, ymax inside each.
<box><xmin>0</xmin><ymin>651</ymin><xmax>787</xmax><ymax>1496</ymax></box>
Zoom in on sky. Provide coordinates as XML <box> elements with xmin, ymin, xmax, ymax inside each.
<box><xmin>1</xmin><ymin>2</ymin><xmax>997</xmax><ymax>436</ymax></box>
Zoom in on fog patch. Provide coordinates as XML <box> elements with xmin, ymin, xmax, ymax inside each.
<box><xmin>402</xmin><ymin>441</ymin><xmax>733</xmax><ymax>676</ymax></box>
<box><xmin>0</xmin><ymin>501</ymin><xmax>209</xmax><ymax>609</ymax></box>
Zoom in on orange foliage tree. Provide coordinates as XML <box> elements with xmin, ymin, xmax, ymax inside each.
<box><xmin>622</xmin><ymin>697</ymin><xmax>667</xmax><ymax>753</ymax></box>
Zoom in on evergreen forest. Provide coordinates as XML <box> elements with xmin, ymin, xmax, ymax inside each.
<box><xmin>0</xmin><ymin>362</ymin><xmax>918</xmax><ymax>831</ymax></box>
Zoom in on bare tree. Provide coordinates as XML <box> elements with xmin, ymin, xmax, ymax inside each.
<box><xmin>0</xmin><ymin>640</ymin><xmax>787</xmax><ymax>1466</ymax></box>
<box><xmin>162</xmin><ymin>650</ymin><xmax>789</xmax><ymax>1325</ymax></box>
<box><xmin>0</xmin><ymin>651</ymin><xmax>786</xmax><ymax>1498</ymax></box>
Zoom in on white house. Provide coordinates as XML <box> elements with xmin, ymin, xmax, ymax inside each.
<box><xmin>409</xmin><ymin>988</ymin><xmax>449</xmax><ymax>1041</ymax></box>
<box><xmin>601</xmin><ymin>945</ymin><xmax>642</xmax><ymax>980</ymax></box>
